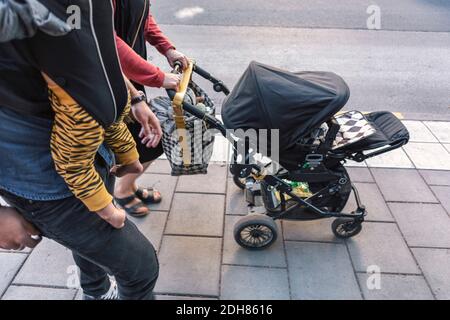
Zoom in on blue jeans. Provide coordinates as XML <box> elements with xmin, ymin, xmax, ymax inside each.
<box><xmin>0</xmin><ymin>158</ymin><xmax>158</xmax><ymax>300</ymax></box>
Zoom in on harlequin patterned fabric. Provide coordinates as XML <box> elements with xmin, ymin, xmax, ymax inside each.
<box><xmin>332</xmin><ymin>111</ymin><xmax>376</xmax><ymax>150</ymax></box>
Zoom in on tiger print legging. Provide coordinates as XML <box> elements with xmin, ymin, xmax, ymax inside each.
<box><xmin>47</xmin><ymin>83</ymin><xmax>138</xmax><ymax>212</ymax></box>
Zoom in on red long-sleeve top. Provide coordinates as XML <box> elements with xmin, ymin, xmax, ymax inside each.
<box><xmin>115</xmin><ymin>7</ymin><xmax>174</xmax><ymax>88</ymax></box>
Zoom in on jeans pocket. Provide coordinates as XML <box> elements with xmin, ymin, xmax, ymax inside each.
<box><xmin>0</xmin><ymin>190</ymin><xmax>40</xmax><ymax>214</ymax></box>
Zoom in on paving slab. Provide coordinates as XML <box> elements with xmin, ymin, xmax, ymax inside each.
<box><xmin>430</xmin><ymin>186</ymin><xmax>450</xmax><ymax>214</ymax></box>
<box><xmin>357</xmin><ymin>274</ymin><xmax>434</xmax><ymax>300</ymax></box>
<box><xmin>412</xmin><ymin>248</ymin><xmax>450</xmax><ymax>300</ymax></box>
<box><xmin>176</xmin><ymin>164</ymin><xmax>227</xmax><ymax>194</ymax></box>
<box><xmin>388</xmin><ymin>203</ymin><xmax>450</xmax><ymax>248</ymax></box>
<box><xmin>2</xmin><ymin>285</ymin><xmax>77</xmax><ymax>300</ymax></box>
<box><xmin>344</xmin><ymin>160</ymin><xmax>367</xmax><ymax>168</ymax></box>
<box><xmin>282</xmin><ymin>219</ymin><xmax>342</xmax><ymax>243</ymax></box>
<box><xmin>0</xmin><ymin>247</ymin><xmax>32</xmax><ymax>254</ymax></box>
<box><xmin>74</xmin><ymin>289</ymin><xmax>82</xmax><ymax>300</ymax></box>
<box><xmin>128</xmin><ymin>211</ymin><xmax>168</xmax><ymax>252</ymax></box>
<box><xmin>403</xmin><ymin>143</ymin><xmax>450</xmax><ymax>170</ymax></box>
<box><xmin>285</xmin><ymin>242</ymin><xmax>361</xmax><ymax>300</ymax></box>
<box><xmin>226</xmin><ymin>179</ymin><xmax>248</xmax><ymax>216</ymax></box>
<box><xmin>420</xmin><ymin>170</ymin><xmax>450</xmax><ymax>186</ymax></box>
<box><xmin>147</xmin><ymin>160</ymin><xmax>172</xmax><ymax>175</ymax></box>
<box><xmin>0</xmin><ymin>253</ymin><xmax>27</xmax><ymax>297</ymax></box>
<box><xmin>423</xmin><ymin>121</ymin><xmax>450</xmax><ymax>143</ymax></box>
<box><xmin>444</xmin><ymin>144</ymin><xmax>450</xmax><ymax>153</ymax></box>
<box><xmin>165</xmin><ymin>193</ymin><xmax>225</xmax><ymax>237</ymax></box>
<box><xmin>365</xmin><ymin>148</ymin><xmax>414</xmax><ymax>169</ymax></box>
<box><xmin>13</xmin><ymin>239</ymin><xmax>75</xmax><ymax>288</ymax></box>
<box><xmin>401</xmin><ymin>121</ymin><xmax>438</xmax><ymax>143</ymax></box>
<box><xmin>210</xmin><ymin>135</ymin><xmax>231</xmax><ymax>163</ymax></box>
<box><xmin>220</xmin><ymin>265</ymin><xmax>290</xmax><ymax>300</ymax></box>
<box><xmin>155</xmin><ymin>236</ymin><xmax>222</xmax><ymax>296</ymax></box>
<box><xmin>344</xmin><ymin>183</ymin><xmax>394</xmax><ymax>222</ymax></box>
<box><xmin>346</xmin><ymin>222</ymin><xmax>420</xmax><ymax>274</ymax></box>
<box><xmin>223</xmin><ymin>216</ymin><xmax>286</xmax><ymax>268</ymax></box>
<box><xmin>371</xmin><ymin>168</ymin><xmax>437</xmax><ymax>203</ymax></box>
<box><xmin>136</xmin><ymin>174</ymin><xmax>178</xmax><ymax>211</ymax></box>
<box><xmin>346</xmin><ymin>167</ymin><xmax>374</xmax><ymax>183</ymax></box>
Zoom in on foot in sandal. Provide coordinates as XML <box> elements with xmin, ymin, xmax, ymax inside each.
<box><xmin>114</xmin><ymin>186</ymin><xmax>162</xmax><ymax>217</ymax></box>
<box><xmin>134</xmin><ymin>187</ymin><xmax>162</xmax><ymax>204</ymax></box>
<box><xmin>114</xmin><ymin>195</ymin><xmax>150</xmax><ymax>217</ymax></box>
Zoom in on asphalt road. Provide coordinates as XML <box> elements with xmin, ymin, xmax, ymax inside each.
<box><xmin>146</xmin><ymin>1</ymin><xmax>450</xmax><ymax>117</ymax></box>
<box><xmin>153</xmin><ymin>0</ymin><xmax>450</xmax><ymax>32</ymax></box>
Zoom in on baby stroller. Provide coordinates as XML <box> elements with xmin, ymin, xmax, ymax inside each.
<box><xmin>166</xmin><ymin>60</ymin><xmax>409</xmax><ymax>250</ymax></box>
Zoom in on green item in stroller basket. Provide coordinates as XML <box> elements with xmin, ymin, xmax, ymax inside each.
<box><xmin>150</xmin><ymin>82</ymin><xmax>216</xmax><ymax>176</ymax></box>
<box><xmin>275</xmin><ymin>180</ymin><xmax>312</xmax><ymax>200</ymax></box>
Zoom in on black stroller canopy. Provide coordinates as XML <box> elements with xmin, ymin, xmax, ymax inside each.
<box><xmin>222</xmin><ymin>61</ymin><xmax>350</xmax><ymax>151</ymax></box>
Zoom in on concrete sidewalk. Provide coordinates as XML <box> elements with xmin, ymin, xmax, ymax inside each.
<box><xmin>1</xmin><ymin>119</ymin><xmax>449</xmax><ymax>300</ymax></box>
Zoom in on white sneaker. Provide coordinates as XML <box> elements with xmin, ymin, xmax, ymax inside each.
<box><xmin>82</xmin><ymin>279</ymin><xmax>119</xmax><ymax>300</ymax></box>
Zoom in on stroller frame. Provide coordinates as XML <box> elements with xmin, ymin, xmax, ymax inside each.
<box><xmin>167</xmin><ymin>61</ymin><xmax>407</xmax><ymax>250</ymax></box>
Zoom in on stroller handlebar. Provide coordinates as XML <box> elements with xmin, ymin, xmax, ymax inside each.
<box><xmin>166</xmin><ymin>87</ymin><xmax>227</xmax><ymax>137</ymax></box>
<box><xmin>193</xmin><ymin>65</ymin><xmax>231</xmax><ymax>95</ymax></box>
<box><xmin>166</xmin><ymin>60</ymin><xmax>230</xmax><ymax>137</ymax></box>
<box><xmin>172</xmin><ymin>60</ymin><xmax>183</xmax><ymax>72</ymax></box>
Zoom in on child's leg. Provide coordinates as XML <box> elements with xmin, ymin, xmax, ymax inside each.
<box><xmin>47</xmin><ymin>82</ymin><xmax>112</xmax><ymax>212</ymax></box>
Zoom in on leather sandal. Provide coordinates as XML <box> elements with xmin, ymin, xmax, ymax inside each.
<box><xmin>134</xmin><ymin>187</ymin><xmax>162</xmax><ymax>205</ymax></box>
<box><xmin>114</xmin><ymin>195</ymin><xmax>150</xmax><ymax>217</ymax></box>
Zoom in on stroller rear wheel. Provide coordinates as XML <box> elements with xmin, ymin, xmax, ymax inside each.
<box><xmin>234</xmin><ymin>214</ymin><xmax>278</xmax><ymax>250</ymax></box>
<box><xmin>332</xmin><ymin>218</ymin><xmax>362</xmax><ymax>239</ymax></box>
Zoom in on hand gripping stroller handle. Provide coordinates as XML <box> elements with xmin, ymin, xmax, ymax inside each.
<box><xmin>167</xmin><ymin>59</ymin><xmax>229</xmax><ymax>137</ymax></box>
<box><xmin>172</xmin><ymin>61</ymin><xmax>183</xmax><ymax>72</ymax></box>
<box><xmin>171</xmin><ymin>59</ymin><xmax>194</xmax><ymax>109</ymax></box>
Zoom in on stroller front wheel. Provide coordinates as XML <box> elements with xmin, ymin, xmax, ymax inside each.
<box><xmin>332</xmin><ymin>218</ymin><xmax>362</xmax><ymax>239</ymax></box>
<box><xmin>232</xmin><ymin>174</ymin><xmax>246</xmax><ymax>190</ymax></box>
<box><xmin>233</xmin><ymin>214</ymin><xmax>278</xmax><ymax>250</ymax></box>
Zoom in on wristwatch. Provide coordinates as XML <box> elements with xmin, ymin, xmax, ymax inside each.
<box><xmin>131</xmin><ymin>91</ymin><xmax>146</xmax><ymax>106</ymax></box>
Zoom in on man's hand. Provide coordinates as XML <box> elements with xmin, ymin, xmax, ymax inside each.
<box><xmin>165</xmin><ymin>48</ymin><xmax>189</xmax><ymax>70</ymax></box>
<box><xmin>96</xmin><ymin>203</ymin><xmax>126</xmax><ymax>229</ymax></box>
<box><xmin>131</xmin><ymin>101</ymin><xmax>163</xmax><ymax>148</ymax></box>
<box><xmin>0</xmin><ymin>206</ymin><xmax>41</xmax><ymax>250</ymax></box>
<box><xmin>162</xmin><ymin>73</ymin><xmax>181</xmax><ymax>90</ymax></box>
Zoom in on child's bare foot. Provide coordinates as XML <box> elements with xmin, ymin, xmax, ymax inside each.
<box><xmin>110</xmin><ymin>160</ymin><xmax>143</xmax><ymax>177</ymax></box>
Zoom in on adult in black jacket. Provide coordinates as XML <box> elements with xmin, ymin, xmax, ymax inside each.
<box><xmin>0</xmin><ymin>0</ymin><xmax>160</xmax><ymax>300</ymax></box>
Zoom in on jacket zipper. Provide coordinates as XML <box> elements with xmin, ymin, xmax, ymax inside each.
<box><xmin>88</xmin><ymin>0</ymin><xmax>118</xmax><ymax>122</ymax></box>
<box><xmin>131</xmin><ymin>0</ymin><xmax>148</xmax><ymax>49</ymax></box>
<box><xmin>109</xmin><ymin>0</ymin><xmax>128</xmax><ymax>114</ymax></box>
